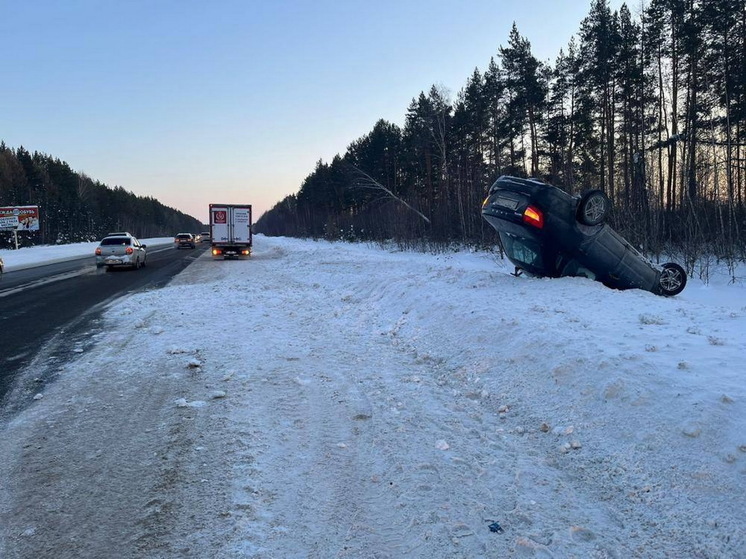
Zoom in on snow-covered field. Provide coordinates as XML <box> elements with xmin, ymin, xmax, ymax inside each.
<box><xmin>0</xmin><ymin>237</ymin><xmax>175</xmax><ymax>271</ymax></box>
<box><xmin>1</xmin><ymin>234</ymin><xmax>744</xmax><ymax>558</ymax></box>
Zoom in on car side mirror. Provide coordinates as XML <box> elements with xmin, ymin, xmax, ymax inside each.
<box><xmin>141</xmin><ymin>244</ymin><xmax>147</xmax><ymax>249</ymax></box>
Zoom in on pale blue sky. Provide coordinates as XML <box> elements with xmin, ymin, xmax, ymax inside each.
<box><xmin>1</xmin><ymin>0</ymin><xmax>630</xmax><ymax>223</ymax></box>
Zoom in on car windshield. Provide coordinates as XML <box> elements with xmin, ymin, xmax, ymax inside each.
<box><xmin>499</xmin><ymin>233</ymin><xmax>544</xmax><ymax>270</ymax></box>
<box><xmin>101</xmin><ymin>237</ymin><xmax>131</xmax><ymax>246</ymax></box>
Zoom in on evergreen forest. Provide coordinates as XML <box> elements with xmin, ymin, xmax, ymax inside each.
<box><xmin>255</xmin><ymin>0</ymin><xmax>746</xmax><ymax>268</ymax></box>
<box><xmin>0</xmin><ymin>144</ymin><xmax>202</xmax><ymax>248</ymax></box>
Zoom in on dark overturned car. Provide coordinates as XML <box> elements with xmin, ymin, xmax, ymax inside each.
<box><xmin>481</xmin><ymin>176</ymin><xmax>687</xmax><ymax>296</ymax></box>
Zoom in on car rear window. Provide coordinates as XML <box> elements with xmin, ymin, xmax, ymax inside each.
<box><xmin>500</xmin><ymin>233</ymin><xmax>544</xmax><ymax>269</ymax></box>
<box><xmin>101</xmin><ymin>237</ymin><xmax>131</xmax><ymax>246</ymax></box>
<box><xmin>176</xmin><ymin>234</ymin><xmax>191</xmax><ymax>239</ymax></box>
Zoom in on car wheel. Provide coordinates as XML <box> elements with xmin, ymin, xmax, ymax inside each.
<box><xmin>577</xmin><ymin>190</ymin><xmax>609</xmax><ymax>225</ymax></box>
<box><xmin>657</xmin><ymin>263</ymin><xmax>687</xmax><ymax>296</ymax></box>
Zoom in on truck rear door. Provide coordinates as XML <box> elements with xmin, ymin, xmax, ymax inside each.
<box><xmin>211</xmin><ymin>206</ymin><xmax>230</xmax><ymax>243</ymax></box>
<box><xmin>232</xmin><ymin>206</ymin><xmax>252</xmax><ymax>244</ymax></box>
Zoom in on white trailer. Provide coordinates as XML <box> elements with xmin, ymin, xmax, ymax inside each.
<box><xmin>209</xmin><ymin>204</ymin><xmax>252</xmax><ymax>259</ymax></box>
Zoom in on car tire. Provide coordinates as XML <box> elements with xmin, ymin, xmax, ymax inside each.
<box><xmin>658</xmin><ymin>263</ymin><xmax>687</xmax><ymax>296</ymax></box>
<box><xmin>577</xmin><ymin>190</ymin><xmax>609</xmax><ymax>226</ymax></box>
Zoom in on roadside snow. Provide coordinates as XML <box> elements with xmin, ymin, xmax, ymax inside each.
<box><xmin>0</xmin><ymin>238</ymin><xmax>174</xmax><ymax>271</ymax></box>
<box><xmin>0</xmin><ymin>235</ymin><xmax>744</xmax><ymax>558</ymax></box>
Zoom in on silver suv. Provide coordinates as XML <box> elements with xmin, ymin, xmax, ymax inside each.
<box><xmin>95</xmin><ymin>232</ymin><xmax>147</xmax><ymax>270</ymax></box>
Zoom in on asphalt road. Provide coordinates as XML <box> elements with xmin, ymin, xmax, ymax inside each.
<box><xmin>0</xmin><ymin>244</ymin><xmax>208</xmax><ymax>409</ymax></box>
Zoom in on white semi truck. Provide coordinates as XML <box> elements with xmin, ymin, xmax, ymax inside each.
<box><xmin>209</xmin><ymin>204</ymin><xmax>252</xmax><ymax>259</ymax></box>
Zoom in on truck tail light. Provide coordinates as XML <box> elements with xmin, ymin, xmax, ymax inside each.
<box><xmin>522</xmin><ymin>206</ymin><xmax>544</xmax><ymax>229</ymax></box>
<box><xmin>125</xmin><ymin>247</ymin><xmax>134</xmax><ymax>255</ymax></box>
<box><xmin>212</xmin><ymin>248</ymin><xmax>221</xmax><ymax>256</ymax></box>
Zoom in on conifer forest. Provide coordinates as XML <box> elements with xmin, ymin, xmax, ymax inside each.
<box><xmin>255</xmin><ymin>0</ymin><xmax>746</xmax><ymax>268</ymax></box>
<box><xmin>0</xmin><ymin>144</ymin><xmax>202</xmax><ymax>247</ymax></box>
<box><xmin>2</xmin><ymin>0</ymin><xmax>744</xmax><ymax>267</ymax></box>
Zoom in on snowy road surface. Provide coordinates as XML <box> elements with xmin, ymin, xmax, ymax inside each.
<box><xmin>1</xmin><ymin>235</ymin><xmax>745</xmax><ymax>558</ymax></box>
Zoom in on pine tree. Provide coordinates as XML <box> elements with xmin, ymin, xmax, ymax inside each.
<box><xmin>499</xmin><ymin>23</ymin><xmax>548</xmax><ymax>177</ymax></box>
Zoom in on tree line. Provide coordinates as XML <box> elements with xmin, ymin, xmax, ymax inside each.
<box><xmin>0</xmin><ymin>143</ymin><xmax>202</xmax><ymax>248</ymax></box>
<box><xmin>255</xmin><ymin>0</ymin><xmax>746</xmax><ymax>267</ymax></box>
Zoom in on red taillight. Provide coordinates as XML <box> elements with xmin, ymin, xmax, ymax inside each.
<box><xmin>125</xmin><ymin>247</ymin><xmax>134</xmax><ymax>255</ymax></box>
<box><xmin>522</xmin><ymin>206</ymin><xmax>544</xmax><ymax>229</ymax></box>
<box><xmin>95</xmin><ymin>248</ymin><xmax>102</xmax><ymax>255</ymax></box>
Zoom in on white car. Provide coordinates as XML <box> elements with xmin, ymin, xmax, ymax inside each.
<box><xmin>95</xmin><ymin>233</ymin><xmax>147</xmax><ymax>270</ymax></box>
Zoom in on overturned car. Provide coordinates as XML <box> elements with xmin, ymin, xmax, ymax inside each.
<box><xmin>481</xmin><ymin>176</ymin><xmax>686</xmax><ymax>296</ymax></box>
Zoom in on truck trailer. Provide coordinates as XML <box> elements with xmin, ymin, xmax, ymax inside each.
<box><xmin>209</xmin><ymin>204</ymin><xmax>252</xmax><ymax>259</ymax></box>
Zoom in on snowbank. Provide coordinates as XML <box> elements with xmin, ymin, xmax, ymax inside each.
<box><xmin>0</xmin><ymin>235</ymin><xmax>744</xmax><ymax>558</ymax></box>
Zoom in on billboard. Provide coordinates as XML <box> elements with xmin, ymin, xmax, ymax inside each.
<box><xmin>0</xmin><ymin>206</ymin><xmax>40</xmax><ymax>231</ymax></box>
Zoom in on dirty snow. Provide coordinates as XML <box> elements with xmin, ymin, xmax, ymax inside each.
<box><xmin>0</xmin><ymin>234</ymin><xmax>745</xmax><ymax>558</ymax></box>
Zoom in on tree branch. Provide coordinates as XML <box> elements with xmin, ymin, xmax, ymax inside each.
<box><xmin>349</xmin><ymin>165</ymin><xmax>431</xmax><ymax>224</ymax></box>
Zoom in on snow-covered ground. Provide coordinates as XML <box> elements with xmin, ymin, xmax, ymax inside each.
<box><xmin>0</xmin><ymin>237</ymin><xmax>175</xmax><ymax>271</ymax></box>
<box><xmin>0</xmin><ymin>235</ymin><xmax>744</xmax><ymax>558</ymax></box>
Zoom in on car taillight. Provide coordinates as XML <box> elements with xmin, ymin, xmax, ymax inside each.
<box><xmin>125</xmin><ymin>247</ymin><xmax>134</xmax><ymax>255</ymax></box>
<box><xmin>95</xmin><ymin>248</ymin><xmax>102</xmax><ymax>255</ymax></box>
<box><xmin>522</xmin><ymin>206</ymin><xmax>544</xmax><ymax>229</ymax></box>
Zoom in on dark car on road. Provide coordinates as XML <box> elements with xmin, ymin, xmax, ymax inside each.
<box><xmin>481</xmin><ymin>176</ymin><xmax>687</xmax><ymax>296</ymax></box>
<box><xmin>174</xmin><ymin>233</ymin><xmax>196</xmax><ymax>249</ymax></box>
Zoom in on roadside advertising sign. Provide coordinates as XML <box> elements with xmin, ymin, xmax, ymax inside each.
<box><xmin>0</xmin><ymin>206</ymin><xmax>40</xmax><ymax>231</ymax></box>
<box><xmin>0</xmin><ymin>216</ymin><xmax>18</xmax><ymax>229</ymax></box>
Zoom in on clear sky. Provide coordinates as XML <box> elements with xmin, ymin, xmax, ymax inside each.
<box><xmin>1</xmin><ymin>0</ymin><xmax>630</xmax><ymax>224</ymax></box>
